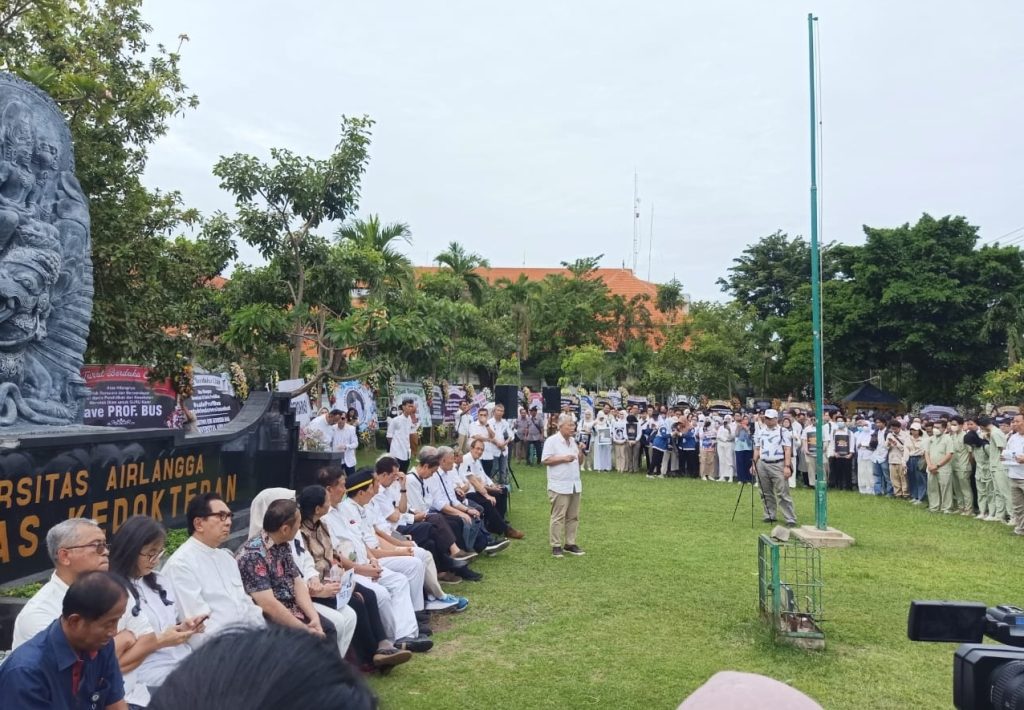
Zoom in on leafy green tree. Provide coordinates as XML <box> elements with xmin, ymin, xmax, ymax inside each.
<box><xmin>656</xmin><ymin>279</ymin><xmax>684</xmax><ymax>322</ymax></box>
<box><xmin>559</xmin><ymin>345</ymin><xmax>611</xmax><ymax>388</ymax></box>
<box><xmin>0</xmin><ymin>0</ymin><xmax>227</xmax><ymax>377</ymax></box>
<box><xmin>434</xmin><ymin>241</ymin><xmax>490</xmax><ymax>305</ymax></box>
<box><xmin>717</xmin><ymin>231</ymin><xmax>813</xmax><ymax>321</ymax></box>
<box><xmin>212</xmin><ymin>116</ymin><xmax>373</xmax><ymax>379</ymax></box>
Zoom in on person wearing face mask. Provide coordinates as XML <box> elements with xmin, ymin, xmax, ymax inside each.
<box><xmin>924</xmin><ymin>420</ymin><xmax>955</xmax><ymax>513</ymax></box>
<box><xmin>947</xmin><ymin>416</ymin><xmax>975</xmax><ymax>515</ymax></box>
<box><xmin>854</xmin><ymin>419</ymin><xmax>876</xmax><ymax>495</ymax></box>
<box><xmin>885</xmin><ymin>420</ymin><xmax>910</xmax><ymax>499</ymax></box>
<box><xmin>828</xmin><ymin>416</ymin><xmax>854</xmax><ymax>491</ymax></box>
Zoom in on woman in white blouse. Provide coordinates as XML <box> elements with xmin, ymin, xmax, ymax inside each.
<box><xmin>109</xmin><ymin>515</ymin><xmax>207</xmax><ymax>690</ymax></box>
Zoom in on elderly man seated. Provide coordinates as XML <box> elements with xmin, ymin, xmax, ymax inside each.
<box><xmin>368</xmin><ymin>455</ymin><xmax>465</xmax><ymax>611</ymax></box>
<box><xmin>460</xmin><ymin>439</ymin><xmax>524</xmax><ymax>546</ymax></box>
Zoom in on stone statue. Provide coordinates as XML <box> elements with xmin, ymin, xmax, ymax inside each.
<box><xmin>0</xmin><ymin>73</ymin><xmax>93</xmax><ymax>427</ymax></box>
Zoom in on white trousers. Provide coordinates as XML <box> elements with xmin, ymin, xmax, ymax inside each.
<box><xmin>717</xmin><ymin>443</ymin><xmax>735</xmax><ymax>480</ymax></box>
<box><xmin>857</xmin><ymin>459</ymin><xmax>875</xmax><ymax>494</ymax></box>
<box><xmin>313</xmin><ymin>601</ymin><xmax>357</xmax><ymax>658</ymax></box>
<box><xmin>379</xmin><ymin>555</ymin><xmax>426</xmax><ymax>611</ymax></box>
<box><xmin>354</xmin><ymin>568</ymin><xmax>420</xmax><ymax>640</ymax></box>
<box><xmin>411</xmin><ymin>546</ymin><xmax>444</xmax><ymax>599</ymax></box>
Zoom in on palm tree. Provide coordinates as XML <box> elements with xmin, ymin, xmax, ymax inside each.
<box><xmin>496</xmin><ymin>274</ymin><xmax>538</xmax><ymax>360</ymax></box>
<box><xmin>434</xmin><ymin>241</ymin><xmax>490</xmax><ymax>305</ymax></box>
<box><xmin>335</xmin><ymin>215</ymin><xmax>413</xmax><ymax>296</ymax></box>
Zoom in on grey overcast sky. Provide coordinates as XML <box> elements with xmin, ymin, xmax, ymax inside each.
<box><xmin>140</xmin><ymin>0</ymin><xmax>1024</xmax><ymax>302</ymax></box>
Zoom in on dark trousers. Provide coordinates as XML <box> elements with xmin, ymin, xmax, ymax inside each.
<box><xmin>638</xmin><ymin>439</ymin><xmax>650</xmax><ymax>471</ymax></box>
<box><xmin>481</xmin><ymin>458</ymin><xmax>494</xmax><ymax>477</ymax></box>
<box><xmin>829</xmin><ymin>456</ymin><xmax>853</xmax><ymax>490</ymax></box>
<box><xmin>735</xmin><ymin>449</ymin><xmax>753</xmax><ymax>483</ymax></box>
<box><xmin>444</xmin><ymin>513</ymin><xmax>488</xmax><ymax>552</ymax></box>
<box><xmin>397</xmin><ymin>458</ymin><xmax>410</xmax><ymax>473</ymax></box>
<box><xmin>681</xmin><ymin>449</ymin><xmax>700</xmax><ymax>478</ymax></box>
<box><xmin>528</xmin><ymin>440</ymin><xmax>544</xmax><ymax>464</ymax></box>
<box><xmin>648</xmin><ymin>448</ymin><xmax>664</xmax><ymax>475</ymax></box>
<box><xmin>349</xmin><ymin>584</ymin><xmax>387</xmax><ymax>665</ymax></box>
<box><xmin>467</xmin><ymin>491</ymin><xmax>508</xmax><ymax>536</ymax></box>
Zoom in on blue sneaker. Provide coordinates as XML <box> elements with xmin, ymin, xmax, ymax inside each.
<box><xmin>446</xmin><ymin>594</ymin><xmax>469</xmax><ymax>613</ymax></box>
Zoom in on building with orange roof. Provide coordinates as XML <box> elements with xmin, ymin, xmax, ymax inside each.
<box><xmin>414</xmin><ymin>266</ymin><xmax>686</xmax><ymax>350</ymax></box>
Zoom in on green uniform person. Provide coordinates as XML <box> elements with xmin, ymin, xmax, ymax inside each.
<box><xmin>948</xmin><ymin>417</ymin><xmax>974</xmax><ymax>515</ymax></box>
<box><xmin>975</xmin><ymin>416</ymin><xmax>995</xmax><ymax>518</ymax></box>
<box><xmin>924</xmin><ymin>420</ymin><xmax>954</xmax><ymax>513</ymax></box>
<box><xmin>988</xmin><ymin>420</ymin><xmax>1012</xmax><ymax>522</ymax></box>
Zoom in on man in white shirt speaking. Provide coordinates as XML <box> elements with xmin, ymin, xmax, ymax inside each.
<box><xmin>541</xmin><ymin>417</ymin><xmax>586</xmax><ymax>558</ymax></box>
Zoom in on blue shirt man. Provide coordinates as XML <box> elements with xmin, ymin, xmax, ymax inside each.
<box><xmin>0</xmin><ymin>572</ymin><xmax>128</xmax><ymax>710</ymax></box>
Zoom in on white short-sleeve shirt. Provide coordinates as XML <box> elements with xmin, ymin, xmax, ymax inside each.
<box><xmin>542</xmin><ymin>433</ymin><xmax>583</xmax><ymax>495</ymax></box>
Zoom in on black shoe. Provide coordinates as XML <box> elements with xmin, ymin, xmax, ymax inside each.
<box><xmin>762</xmin><ymin>517</ymin><xmax>776</xmax><ymax>523</ymax></box>
<box><xmin>456</xmin><ymin>566</ymin><xmax>483</xmax><ymax>581</ymax></box>
<box><xmin>484</xmin><ymin>538</ymin><xmax>511</xmax><ymax>555</ymax></box>
<box><xmin>563</xmin><ymin>544</ymin><xmax>586</xmax><ymax>556</ymax></box>
<box><xmin>395</xmin><ymin>634</ymin><xmax>433</xmax><ymax>653</ymax></box>
<box><xmin>785</xmin><ymin>521</ymin><xmax>798</xmax><ymax>528</ymax></box>
<box><xmin>414</xmin><ymin>610</ymin><xmax>430</xmax><ymax>625</ymax></box>
<box><xmin>552</xmin><ymin>546</ymin><xmax>564</xmax><ymax>558</ymax></box>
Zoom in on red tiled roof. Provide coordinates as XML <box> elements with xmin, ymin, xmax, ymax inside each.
<box><xmin>416</xmin><ymin>266</ymin><xmax>686</xmax><ymax>349</ymax></box>
<box><xmin>415</xmin><ymin>266</ymin><xmax>679</xmax><ymax>324</ymax></box>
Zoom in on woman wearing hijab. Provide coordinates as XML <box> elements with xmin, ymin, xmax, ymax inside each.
<box><xmin>716</xmin><ymin>414</ymin><xmax>736</xmax><ymax>482</ymax></box>
<box><xmin>580</xmin><ymin>409</ymin><xmax>596</xmax><ymax>471</ymax></box>
<box><xmin>593</xmin><ymin>412</ymin><xmax>612</xmax><ymax>471</ymax></box>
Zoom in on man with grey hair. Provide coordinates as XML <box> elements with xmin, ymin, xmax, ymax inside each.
<box><xmin>12</xmin><ymin>519</ymin><xmax>138</xmax><ymax>648</ymax></box>
<box><xmin>12</xmin><ymin>518</ymin><xmax>158</xmax><ymax>705</ymax></box>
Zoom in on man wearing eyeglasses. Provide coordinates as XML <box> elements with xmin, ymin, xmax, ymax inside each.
<box><xmin>163</xmin><ymin>492</ymin><xmax>266</xmax><ymax>649</ymax></box>
<box><xmin>11</xmin><ymin>518</ymin><xmax>158</xmax><ymax>706</ymax></box>
<box><xmin>13</xmin><ymin>519</ymin><xmax>149</xmax><ymax>652</ymax></box>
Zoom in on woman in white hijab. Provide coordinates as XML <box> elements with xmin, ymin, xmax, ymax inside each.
<box><xmin>593</xmin><ymin>412</ymin><xmax>613</xmax><ymax>471</ymax></box>
<box><xmin>716</xmin><ymin>415</ymin><xmax>736</xmax><ymax>482</ymax></box>
<box><xmin>580</xmin><ymin>409</ymin><xmax>596</xmax><ymax>471</ymax></box>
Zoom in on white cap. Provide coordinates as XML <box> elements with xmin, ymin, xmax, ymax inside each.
<box><xmin>765</xmin><ymin>408</ymin><xmax>779</xmax><ymax>419</ymax></box>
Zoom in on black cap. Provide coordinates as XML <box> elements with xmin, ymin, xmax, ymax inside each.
<box><xmin>345</xmin><ymin>468</ymin><xmax>375</xmax><ymax>494</ymax></box>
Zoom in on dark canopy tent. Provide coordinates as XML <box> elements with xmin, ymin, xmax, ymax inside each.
<box><xmin>841</xmin><ymin>383</ymin><xmax>903</xmax><ymax>413</ymax></box>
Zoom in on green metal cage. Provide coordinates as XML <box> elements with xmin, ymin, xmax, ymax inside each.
<box><xmin>757</xmin><ymin>533</ymin><xmax>825</xmax><ymax>649</ymax></box>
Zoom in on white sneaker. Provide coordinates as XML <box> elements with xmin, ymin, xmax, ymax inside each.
<box><xmin>984</xmin><ymin>515</ymin><xmax>1000</xmax><ymax>522</ymax></box>
<box><xmin>975</xmin><ymin>513</ymin><xmax>987</xmax><ymax>519</ymax></box>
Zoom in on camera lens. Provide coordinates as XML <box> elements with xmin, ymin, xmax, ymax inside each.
<box><xmin>991</xmin><ymin>659</ymin><xmax>1024</xmax><ymax>710</ymax></box>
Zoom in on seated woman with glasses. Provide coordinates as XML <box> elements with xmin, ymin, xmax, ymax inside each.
<box><xmin>109</xmin><ymin>515</ymin><xmax>209</xmax><ymax>692</ymax></box>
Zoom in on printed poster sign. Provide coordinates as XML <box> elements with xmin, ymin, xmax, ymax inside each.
<box><xmin>81</xmin><ymin>365</ymin><xmax>177</xmax><ymax>429</ymax></box>
<box><xmin>191</xmin><ymin>373</ymin><xmax>240</xmax><ymax>433</ymax></box>
<box><xmin>278</xmin><ymin>378</ymin><xmax>312</xmax><ymax>430</ymax></box>
<box><xmin>331</xmin><ymin>380</ymin><xmax>378</xmax><ymax>432</ymax></box>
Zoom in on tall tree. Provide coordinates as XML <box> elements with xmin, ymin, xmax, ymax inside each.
<box><xmin>656</xmin><ymin>279</ymin><xmax>684</xmax><ymax>322</ymax></box>
<box><xmin>0</xmin><ymin>0</ymin><xmax>227</xmax><ymax>377</ymax></box>
<box><xmin>336</xmin><ymin>214</ymin><xmax>413</xmax><ymax>298</ymax></box>
<box><xmin>434</xmin><ymin>241</ymin><xmax>490</xmax><ymax>305</ymax></box>
<box><xmin>213</xmin><ymin>116</ymin><xmax>373</xmax><ymax>379</ymax></box>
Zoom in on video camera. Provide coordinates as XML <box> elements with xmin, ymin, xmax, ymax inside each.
<box><xmin>908</xmin><ymin>600</ymin><xmax>1024</xmax><ymax>709</ymax></box>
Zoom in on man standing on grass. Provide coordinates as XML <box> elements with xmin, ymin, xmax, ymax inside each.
<box><xmin>752</xmin><ymin>408</ymin><xmax>797</xmax><ymax>526</ymax></box>
<box><xmin>542</xmin><ymin>417</ymin><xmax>586</xmax><ymax>558</ymax></box>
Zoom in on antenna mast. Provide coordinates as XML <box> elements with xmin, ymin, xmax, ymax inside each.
<box><xmin>632</xmin><ymin>171</ymin><xmax>641</xmax><ymax>272</ymax></box>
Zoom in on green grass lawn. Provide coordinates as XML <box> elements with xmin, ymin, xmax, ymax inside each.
<box><xmin>368</xmin><ymin>463</ymin><xmax>1021</xmax><ymax>709</ymax></box>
